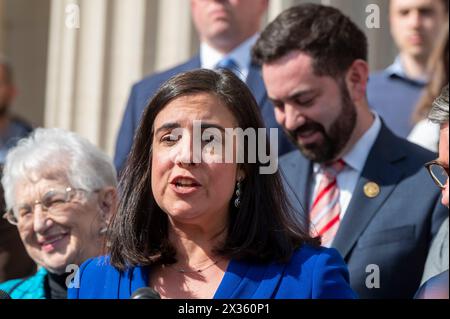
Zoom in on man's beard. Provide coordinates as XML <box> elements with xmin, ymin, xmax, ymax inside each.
<box><xmin>287</xmin><ymin>84</ymin><xmax>357</xmax><ymax>163</ymax></box>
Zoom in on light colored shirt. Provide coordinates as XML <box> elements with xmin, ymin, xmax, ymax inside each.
<box><xmin>367</xmin><ymin>56</ymin><xmax>427</xmax><ymax>138</ymax></box>
<box><xmin>200</xmin><ymin>34</ymin><xmax>258</xmax><ymax>82</ymax></box>
<box><xmin>385</xmin><ymin>56</ymin><xmax>428</xmax><ymax>86</ymax></box>
<box><xmin>407</xmin><ymin>119</ymin><xmax>440</xmax><ymax>153</ymax></box>
<box><xmin>309</xmin><ymin>113</ymin><xmax>382</xmax><ymax>220</ymax></box>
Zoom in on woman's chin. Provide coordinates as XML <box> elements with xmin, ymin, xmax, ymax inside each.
<box><xmin>167</xmin><ymin>209</ymin><xmax>205</xmax><ymax>224</ymax></box>
<box><xmin>167</xmin><ymin>201</ymin><xmax>198</xmax><ymax>215</ymax></box>
<box><xmin>42</xmin><ymin>261</ymin><xmax>69</xmax><ymax>275</ymax></box>
<box><xmin>41</xmin><ymin>252</ymin><xmax>76</xmax><ymax>274</ymax></box>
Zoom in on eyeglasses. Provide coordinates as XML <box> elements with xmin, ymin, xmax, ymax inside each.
<box><xmin>425</xmin><ymin>160</ymin><xmax>449</xmax><ymax>189</ymax></box>
<box><xmin>2</xmin><ymin>187</ymin><xmax>92</xmax><ymax>226</ymax></box>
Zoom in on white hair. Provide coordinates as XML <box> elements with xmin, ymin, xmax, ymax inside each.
<box><xmin>1</xmin><ymin>128</ymin><xmax>118</xmax><ymax>212</ymax></box>
<box><xmin>428</xmin><ymin>84</ymin><xmax>449</xmax><ymax>125</ymax></box>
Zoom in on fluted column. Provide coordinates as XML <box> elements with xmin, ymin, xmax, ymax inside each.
<box><xmin>45</xmin><ymin>0</ymin><xmax>151</xmax><ymax>154</ymax></box>
<box><xmin>154</xmin><ymin>0</ymin><xmax>194</xmax><ymax>72</ymax></box>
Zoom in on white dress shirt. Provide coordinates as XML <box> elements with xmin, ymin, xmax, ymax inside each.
<box><xmin>309</xmin><ymin>113</ymin><xmax>382</xmax><ymax>220</ymax></box>
<box><xmin>200</xmin><ymin>34</ymin><xmax>258</xmax><ymax>82</ymax></box>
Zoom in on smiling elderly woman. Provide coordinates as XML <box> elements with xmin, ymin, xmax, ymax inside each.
<box><xmin>0</xmin><ymin>128</ymin><xmax>118</xmax><ymax>299</ymax></box>
<box><xmin>69</xmin><ymin>69</ymin><xmax>356</xmax><ymax>299</ymax></box>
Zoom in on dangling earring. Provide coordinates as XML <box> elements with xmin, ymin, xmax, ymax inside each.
<box><xmin>234</xmin><ymin>180</ymin><xmax>242</xmax><ymax>208</ymax></box>
<box><xmin>99</xmin><ymin>225</ymin><xmax>107</xmax><ymax>235</ymax></box>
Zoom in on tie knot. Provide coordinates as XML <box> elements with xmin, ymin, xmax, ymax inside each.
<box><xmin>215</xmin><ymin>57</ymin><xmax>240</xmax><ymax>76</ymax></box>
<box><xmin>321</xmin><ymin>159</ymin><xmax>346</xmax><ymax>178</ymax></box>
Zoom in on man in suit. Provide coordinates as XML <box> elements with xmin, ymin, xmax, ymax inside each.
<box><xmin>114</xmin><ymin>0</ymin><xmax>294</xmax><ymax>173</ymax></box>
<box><xmin>252</xmin><ymin>4</ymin><xmax>447</xmax><ymax>298</ymax></box>
<box><xmin>419</xmin><ymin>84</ymin><xmax>449</xmax><ymax>293</ymax></box>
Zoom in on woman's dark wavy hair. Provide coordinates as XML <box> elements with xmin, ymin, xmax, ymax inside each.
<box><xmin>107</xmin><ymin>69</ymin><xmax>319</xmax><ymax>270</ymax></box>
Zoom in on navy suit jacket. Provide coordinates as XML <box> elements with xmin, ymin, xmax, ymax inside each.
<box><xmin>280</xmin><ymin>123</ymin><xmax>448</xmax><ymax>299</ymax></box>
<box><xmin>114</xmin><ymin>55</ymin><xmax>294</xmax><ymax>172</ymax></box>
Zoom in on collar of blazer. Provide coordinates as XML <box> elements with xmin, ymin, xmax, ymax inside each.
<box><xmin>332</xmin><ymin>122</ymin><xmax>406</xmax><ymax>258</ymax></box>
<box><xmin>246</xmin><ymin>62</ymin><xmax>267</xmax><ymax>107</ymax></box>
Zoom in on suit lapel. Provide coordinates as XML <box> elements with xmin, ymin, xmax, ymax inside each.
<box><xmin>281</xmin><ymin>152</ymin><xmax>313</xmax><ymax>225</ymax></box>
<box><xmin>246</xmin><ymin>63</ymin><xmax>267</xmax><ymax>108</ymax></box>
<box><xmin>332</xmin><ymin>125</ymin><xmax>406</xmax><ymax>258</ymax></box>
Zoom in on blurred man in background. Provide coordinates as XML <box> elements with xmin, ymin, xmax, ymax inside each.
<box><xmin>114</xmin><ymin>0</ymin><xmax>294</xmax><ymax>173</ymax></box>
<box><xmin>0</xmin><ymin>56</ymin><xmax>33</xmax><ymax>164</ymax></box>
<box><xmin>0</xmin><ymin>55</ymin><xmax>35</xmax><ymax>283</ymax></box>
<box><xmin>367</xmin><ymin>0</ymin><xmax>449</xmax><ymax>138</ymax></box>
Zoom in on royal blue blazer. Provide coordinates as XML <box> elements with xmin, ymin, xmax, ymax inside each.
<box><xmin>68</xmin><ymin>245</ymin><xmax>357</xmax><ymax>299</ymax></box>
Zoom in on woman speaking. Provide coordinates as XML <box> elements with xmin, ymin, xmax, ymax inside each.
<box><xmin>69</xmin><ymin>69</ymin><xmax>356</xmax><ymax>299</ymax></box>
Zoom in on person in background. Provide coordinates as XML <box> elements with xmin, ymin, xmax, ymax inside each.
<box><xmin>367</xmin><ymin>0</ymin><xmax>448</xmax><ymax>138</ymax></box>
<box><xmin>0</xmin><ymin>55</ymin><xmax>35</xmax><ymax>283</ymax></box>
<box><xmin>114</xmin><ymin>0</ymin><xmax>294</xmax><ymax>174</ymax></box>
<box><xmin>252</xmin><ymin>3</ymin><xmax>447</xmax><ymax>299</ymax></box>
<box><xmin>408</xmin><ymin>23</ymin><xmax>449</xmax><ymax>152</ymax></box>
<box><xmin>0</xmin><ymin>128</ymin><xmax>118</xmax><ymax>298</ymax></box>
<box><xmin>0</xmin><ymin>55</ymin><xmax>33</xmax><ymax>164</ymax></box>
<box><xmin>416</xmin><ymin>84</ymin><xmax>449</xmax><ymax>299</ymax></box>
<box><xmin>69</xmin><ymin>69</ymin><xmax>356</xmax><ymax>299</ymax></box>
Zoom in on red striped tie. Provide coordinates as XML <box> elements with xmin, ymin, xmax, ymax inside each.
<box><xmin>310</xmin><ymin>159</ymin><xmax>346</xmax><ymax>247</ymax></box>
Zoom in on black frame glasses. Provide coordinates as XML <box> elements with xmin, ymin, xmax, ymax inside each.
<box><xmin>425</xmin><ymin>160</ymin><xmax>449</xmax><ymax>189</ymax></box>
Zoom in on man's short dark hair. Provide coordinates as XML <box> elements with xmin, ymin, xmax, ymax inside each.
<box><xmin>252</xmin><ymin>4</ymin><xmax>368</xmax><ymax>78</ymax></box>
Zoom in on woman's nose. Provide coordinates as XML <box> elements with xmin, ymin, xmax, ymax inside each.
<box><xmin>33</xmin><ymin>205</ymin><xmax>52</xmax><ymax>233</ymax></box>
<box><xmin>174</xmin><ymin>134</ymin><xmax>201</xmax><ymax>166</ymax></box>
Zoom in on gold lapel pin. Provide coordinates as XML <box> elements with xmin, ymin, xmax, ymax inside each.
<box><xmin>364</xmin><ymin>182</ymin><xmax>380</xmax><ymax>198</ymax></box>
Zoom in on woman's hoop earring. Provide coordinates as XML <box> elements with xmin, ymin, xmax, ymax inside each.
<box><xmin>234</xmin><ymin>180</ymin><xmax>242</xmax><ymax>208</ymax></box>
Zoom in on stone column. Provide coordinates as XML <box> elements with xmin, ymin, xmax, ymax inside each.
<box><xmin>45</xmin><ymin>0</ymin><xmax>152</xmax><ymax>154</ymax></box>
<box><xmin>45</xmin><ymin>0</ymin><xmax>199</xmax><ymax>155</ymax></box>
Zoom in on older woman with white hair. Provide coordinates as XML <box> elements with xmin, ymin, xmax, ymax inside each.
<box><xmin>0</xmin><ymin>128</ymin><xmax>118</xmax><ymax>299</ymax></box>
